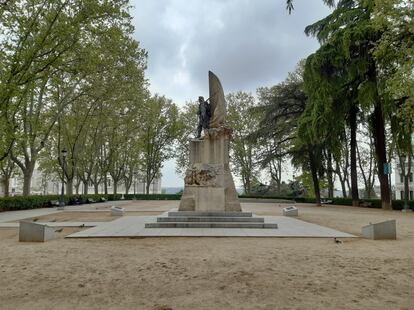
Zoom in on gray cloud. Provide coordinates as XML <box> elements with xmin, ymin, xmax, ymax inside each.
<box><xmin>130</xmin><ymin>0</ymin><xmax>331</xmax><ymax>187</ymax></box>
<box><xmin>131</xmin><ymin>0</ymin><xmax>331</xmax><ymax>105</ymax></box>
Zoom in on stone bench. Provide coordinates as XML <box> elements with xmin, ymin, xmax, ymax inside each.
<box><xmin>359</xmin><ymin>201</ymin><xmax>372</xmax><ymax>208</ymax></box>
<box><xmin>49</xmin><ymin>200</ymin><xmax>60</xmax><ymax>207</ymax></box>
<box><xmin>19</xmin><ymin>221</ymin><xmax>57</xmax><ymax>242</ymax></box>
<box><xmin>321</xmin><ymin>199</ymin><xmax>333</xmax><ymax>204</ymax></box>
<box><xmin>283</xmin><ymin>206</ymin><xmax>298</xmax><ymax>217</ymax></box>
<box><xmin>111</xmin><ymin>206</ymin><xmax>125</xmax><ymax>216</ymax></box>
<box><xmin>362</xmin><ymin>220</ymin><xmax>396</xmax><ymax>240</ymax></box>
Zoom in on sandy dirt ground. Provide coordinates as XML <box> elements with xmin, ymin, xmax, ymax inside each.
<box><xmin>16</xmin><ymin>211</ymin><xmax>164</xmax><ymax>223</ymax></box>
<box><xmin>0</xmin><ymin>201</ymin><xmax>413</xmax><ymax>310</ymax></box>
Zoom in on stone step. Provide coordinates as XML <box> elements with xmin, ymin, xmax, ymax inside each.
<box><xmin>168</xmin><ymin>211</ymin><xmax>253</xmax><ymax>217</ymax></box>
<box><xmin>158</xmin><ymin>216</ymin><xmax>264</xmax><ymax>223</ymax></box>
<box><xmin>145</xmin><ymin>222</ymin><xmax>278</xmax><ymax>229</ymax></box>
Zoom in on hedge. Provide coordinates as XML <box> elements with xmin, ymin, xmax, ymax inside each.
<box><xmin>123</xmin><ymin>194</ymin><xmax>182</xmax><ymax>200</ymax></box>
<box><xmin>0</xmin><ymin>193</ymin><xmax>413</xmax><ymax>212</ymax></box>
<box><xmin>0</xmin><ymin>194</ymin><xmax>181</xmax><ymax>212</ymax></box>
<box><xmin>240</xmin><ymin>194</ymin><xmax>414</xmax><ymax>210</ymax></box>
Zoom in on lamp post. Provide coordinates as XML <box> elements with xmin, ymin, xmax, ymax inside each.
<box><xmin>401</xmin><ymin>155</ymin><xmax>412</xmax><ymax>212</ymax></box>
<box><xmin>58</xmin><ymin>148</ymin><xmax>67</xmax><ymax>210</ymax></box>
<box><xmin>133</xmin><ymin>172</ymin><xmax>137</xmax><ymax>200</ymax></box>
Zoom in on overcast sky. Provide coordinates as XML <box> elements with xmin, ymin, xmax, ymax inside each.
<box><xmin>131</xmin><ymin>0</ymin><xmax>332</xmax><ymax>188</ymax></box>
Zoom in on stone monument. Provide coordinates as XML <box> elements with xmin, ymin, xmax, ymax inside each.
<box><xmin>179</xmin><ymin>71</ymin><xmax>241</xmax><ymax>212</ymax></box>
<box><xmin>144</xmin><ymin>71</ymin><xmax>277</xmax><ymax>229</ymax></box>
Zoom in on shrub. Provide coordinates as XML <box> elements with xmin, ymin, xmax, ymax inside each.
<box><xmin>1</xmin><ymin>193</ymin><xmax>413</xmax><ymax>212</ymax></box>
<box><xmin>0</xmin><ymin>193</ymin><xmax>183</xmax><ymax>212</ymax></box>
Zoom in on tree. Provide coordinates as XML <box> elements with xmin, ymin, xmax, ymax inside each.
<box><xmin>356</xmin><ymin>123</ymin><xmax>377</xmax><ymax>198</ymax></box>
<box><xmin>0</xmin><ymin>156</ymin><xmax>17</xmax><ymax>197</ymax></box>
<box><xmin>373</xmin><ymin>0</ymin><xmax>414</xmax><ymax>131</ymax></box>
<box><xmin>140</xmin><ymin>95</ymin><xmax>182</xmax><ymax>194</ymax></box>
<box><xmin>303</xmin><ymin>40</ymin><xmax>359</xmax><ymax>206</ymax></box>
<box><xmin>30</xmin><ymin>1</ymin><xmax>147</xmax><ymax>194</ymax></box>
<box><xmin>226</xmin><ymin>91</ymin><xmax>260</xmax><ymax>194</ymax></box>
<box><xmin>253</xmin><ymin>62</ymin><xmax>326</xmax><ymax>204</ymax></box>
<box><xmin>1</xmin><ymin>0</ymin><xmax>143</xmax><ymax>195</ymax></box>
<box><xmin>175</xmin><ymin>101</ymin><xmax>199</xmax><ymax>176</ymax></box>
<box><xmin>0</xmin><ymin>0</ymin><xmax>131</xmax><ymax>162</ymax></box>
<box><xmin>303</xmin><ymin>0</ymin><xmax>392</xmax><ymax>209</ymax></box>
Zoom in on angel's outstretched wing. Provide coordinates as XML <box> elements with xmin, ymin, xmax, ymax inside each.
<box><xmin>208</xmin><ymin>71</ymin><xmax>226</xmax><ymax>128</ymax></box>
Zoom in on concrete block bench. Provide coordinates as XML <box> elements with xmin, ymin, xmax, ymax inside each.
<box><xmin>283</xmin><ymin>206</ymin><xmax>298</xmax><ymax>217</ymax></box>
<box><xmin>19</xmin><ymin>221</ymin><xmax>57</xmax><ymax>242</ymax></box>
<box><xmin>111</xmin><ymin>206</ymin><xmax>125</xmax><ymax>216</ymax></box>
<box><xmin>362</xmin><ymin>220</ymin><xmax>396</xmax><ymax>240</ymax></box>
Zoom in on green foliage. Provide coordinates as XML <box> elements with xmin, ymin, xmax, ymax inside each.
<box><xmin>0</xmin><ymin>194</ymin><xmax>183</xmax><ymax>211</ymax></box>
<box><xmin>123</xmin><ymin>194</ymin><xmax>182</xmax><ymax>200</ymax></box>
<box><xmin>1</xmin><ymin>193</ymin><xmax>412</xmax><ymax>212</ymax></box>
<box><xmin>253</xmin><ymin>62</ymin><xmax>309</xmax><ymax>193</ymax></box>
<box><xmin>139</xmin><ymin>95</ymin><xmax>183</xmax><ymax>193</ymax></box>
<box><xmin>373</xmin><ymin>0</ymin><xmax>414</xmax><ymax>132</ymax></box>
<box><xmin>175</xmin><ymin>101</ymin><xmax>198</xmax><ymax>176</ymax></box>
<box><xmin>0</xmin><ymin>0</ymin><xmax>149</xmax><ymax>196</ymax></box>
<box><xmin>226</xmin><ymin>91</ymin><xmax>261</xmax><ymax>194</ymax></box>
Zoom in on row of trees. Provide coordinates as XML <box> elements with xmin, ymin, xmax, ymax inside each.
<box><xmin>178</xmin><ymin>0</ymin><xmax>412</xmax><ymax>210</ymax></box>
<box><xmin>1</xmin><ymin>0</ymin><xmax>411</xmax><ymax>211</ymax></box>
<box><xmin>0</xmin><ymin>0</ymin><xmax>183</xmax><ymax>196</ymax></box>
<box><xmin>250</xmin><ymin>0</ymin><xmax>412</xmax><ymax>209</ymax></box>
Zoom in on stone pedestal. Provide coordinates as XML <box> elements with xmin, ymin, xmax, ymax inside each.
<box><xmin>179</xmin><ymin>127</ymin><xmax>241</xmax><ymax>212</ymax></box>
<box><xmin>283</xmin><ymin>206</ymin><xmax>298</xmax><ymax>217</ymax></box>
<box><xmin>362</xmin><ymin>220</ymin><xmax>396</xmax><ymax>240</ymax></box>
<box><xmin>111</xmin><ymin>206</ymin><xmax>125</xmax><ymax>216</ymax></box>
<box><xmin>19</xmin><ymin>221</ymin><xmax>57</xmax><ymax>242</ymax></box>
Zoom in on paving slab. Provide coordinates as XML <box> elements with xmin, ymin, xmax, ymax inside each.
<box><xmin>0</xmin><ymin>222</ymin><xmax>101</xmax><ymax>228</ymax></box>
<box><xmin>0</xmin><ymin>208</ymin><xmax>61</xmax><ymax>223</ymax></box>
<box><xmin>66</xmin><ymin>214</ymin><xmax>356</xmax><ymax>238</ymax></box>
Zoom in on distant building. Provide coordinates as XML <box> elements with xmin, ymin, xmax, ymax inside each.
<box><xmin>394</xmin><ymin>157</ymin><xmax>414</xmax><ymax>200</ymax></box>
<box><xmin>0</xmin><ymin>166</ymin><xmax>161</xmax><ymax>196</ymax></box>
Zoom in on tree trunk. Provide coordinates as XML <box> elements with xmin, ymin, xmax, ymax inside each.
<box><xmin>104</xmin><ymin>176</ymin><xmax>108</xmax><ymax>195</ymax></box>
<box><xmin>83</xmin><ymin>181</ymin><xmax>88</xmax><ymax>195</ymax></box>
<box><xmin>124</xmin><ymin>177</ymin><xmax>132</xmax><ymax>195</ymax></box>
<box><xmin>75</xmin><ymin>181</ymin><xmax>80</xmax><ymax>195</ymax></box>
<box><xmin>94</xmin><ymin>182</ymin><xmax>99</xmax><ymax>194</ymax></box>
<box><xmin>277</xmin><ymin>158</ymin><xmax>282</xmax><ymax>193</ymax></box>
<box><xmin>404</xmin><ymin>156</ymin><xmax>412</xmax><ymax>204</ymax></box>
<box><xmin>335</xmin><ymin>161</ymin><xmax>347</xmax><ymax>198</ymax></box>
<box><xmin>2</xmin><ymin>178</ymin><xmax>10</xmax><ymax>197</ymax></box>
<box><xmin>349</xmin><ymin>105</ymin><xmax>360</xmax><ymax>206</ymax></box>
<box><xmin>367</xmin><ymin>186</ymin><xmax>373</xmax><ymax>199</ymax></box>
<box><xmin>146</xmin><ymin>181</ymin><xmax>150</xmax><ymax>194</ymax></box>
<box><xmin>327</xmin><ymin>151</ymin><xmax>334</xmax><ymax>198</ymax></box>
<box><xmin>66</xmin><ymin>178</ymin><xmax>73</xmax><ymax>196</ymax></box>
<box><xmin>340</xmin><ymin>180</ymin><xmax>347</xmax><ymax>198</ymax></box>
<box><xmin>113</xmin><ymin>180</ymin><xmax>117</xmax><ymax>195</ymax></box>
<box><xmin>371</xmin><ymin>103</ymin><xmax>391</xmax><ymax>209</ymax></box>
<box><xmin>22</xmin><ymin>167</ymin><xmax>34</xmax><ymax>196</ymax></box>
<box><xmin>308</xmin><ymin>146</ymin><xmax>321</xmax><ymax>206</ymax></box>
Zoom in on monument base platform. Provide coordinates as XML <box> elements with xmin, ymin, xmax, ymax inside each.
<box><xmin>145</xmin><ymin>211</ymin><xmax>278</xmax><ymax>229</ymax></box>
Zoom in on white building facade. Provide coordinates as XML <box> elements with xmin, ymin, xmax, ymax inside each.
<box><xmin>394</xmin><ymin>158</ymin><xmax>414</xmax><ymax>200</ymax></box>
<box><xmin>0</xmin><ymin>166</ymin><xmax>162</xmax><ymax>196</ymax></box>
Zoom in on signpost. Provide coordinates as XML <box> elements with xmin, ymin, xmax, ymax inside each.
<box><xmin>384</xmin><ymin>162</ymin><xmax>392</xmax><ymax>209</ymax></box>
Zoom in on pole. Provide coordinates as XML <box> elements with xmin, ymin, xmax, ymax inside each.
<box><xmin>133</xmin><ymin>175</ymin><xmax>136</xmax><ymax>200</ymax></box>
<box><xmin>388</xmin><ymin>160</ymin><xmax>392</xmax><ymax>209</ymax></box>
<box><xmin>401</xmin><ymin>156</ymin><xmax>412</xmax><ymax>212</ymax></box>
<box><xmin>58</xmin><ymin>158</ymin><xmax>65</xmax><ymax>210</ymax></box>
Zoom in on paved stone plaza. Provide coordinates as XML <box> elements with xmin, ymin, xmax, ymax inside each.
<box><xmin>66</xmin><ymin>211</ymin><xmax>355</xmax><ymax>238</ymax></box>
<box><xmin>0</xmin><ymin>200</ymin><xmax>355</xmax><ymax>238</ymax></box>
